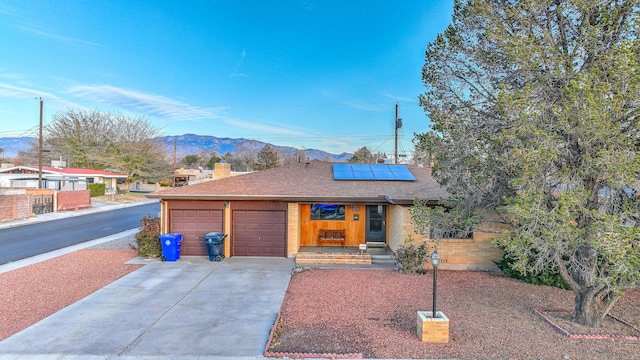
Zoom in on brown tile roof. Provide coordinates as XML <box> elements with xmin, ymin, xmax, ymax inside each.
<box><xmin>148</xmin><ymin>160</ymin><xmax>448</xmax><ymax>204</ymax></box>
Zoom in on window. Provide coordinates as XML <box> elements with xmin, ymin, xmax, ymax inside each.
<box><xmin>311</xmin><ymin>204</ymin><xmax>345</xmax><ymax>220</ymax></box>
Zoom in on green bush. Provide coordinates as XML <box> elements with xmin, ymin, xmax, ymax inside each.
<box><xmin>131</xmin><ymin>215</ymin><xmax>162</xmax><ymax>258</ymax></box>
<box><xmin>494</xmin><ymin>254</ymin><xmax>570</xmax><ymax>290</ymax></box>
<box><xmin>393</xmin><ymin>236</ymin><xmax>429</xmax><ymax>274</ymax></box>
<box><xmin>88</xmin><ymin>183</ymin><xmax>106</xmax><ymax>197</ymax></box>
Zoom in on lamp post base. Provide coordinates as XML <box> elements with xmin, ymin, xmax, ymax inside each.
<box><xmin>417</xmin><ymin>311</ymin><xmax>449</xmax><ymax>343</ymax></box>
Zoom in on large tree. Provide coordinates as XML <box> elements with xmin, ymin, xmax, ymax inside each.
<box><xmin>255</xmin><ymin>144</ymin><xmax>280</xmax><ymax>170</ymax></box>
<box><xmin>43</xmin><ymin>109</ymin><xmax>171</xmax><ymax>189</ymax></box>
<box><xmin>347</xmin><ymin>146</ymin><xmax>388</xmax><ymax>163</ymax></box>
<box><xmin>416</xmin><ymin>0</ymin><xmax>639</xmax><ymax>327</ymax></box>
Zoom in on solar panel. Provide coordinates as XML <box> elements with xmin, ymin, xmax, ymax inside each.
<box><xmin>332</xmin><ymin>164</ymin><xmax>416</xmax><ymax>181</ymax></box>
<box><xmin>333</xmin><ymin>170</ymin><xmax>355</xmax><ymax>180</ymax></box>
<box><xmin>332</xmin><ymin>163</ymin><xmax>351</xmax><ymax>172</ymax></box>
<box><xmin>355</xmin><ymin>170</ymin><xmax>376</xmax><ymax>180</ymax></box>
<box><xmin>370</xmin><ymin>165</ymin><xmax>390</xmax><ymax>172</ymax></box>
<box><xmin>373</xmin><ymin>171</ymin><xmax>396</xmax><ymax>180</ymax></box>
<box><xmin>351</xmin><ymin>164</ymin><xmax>372</xmax><ymax>172</ymax></box>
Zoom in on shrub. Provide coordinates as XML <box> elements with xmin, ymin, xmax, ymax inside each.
<box><xmin>88</xmin><ymin>183</ymin><xmax>106</xmax><ymax>197</ymax></box>
<box><xmin>494</xmin><ymin>254</ymin><xmax>570</xmax><ymax>290</ymax></box>
<box><xmin>393</xmin><ymin>236</ymin><xmax>429</xmax><ymax>274</ymax></box>
<box><xmin>131</xmin><ymin>215</ymin><xmax>162</xmax><ymax>258</ymax></box>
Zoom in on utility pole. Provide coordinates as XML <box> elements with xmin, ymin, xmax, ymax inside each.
<box><xmin>38</xmin><ymin>97</ymin><xmax>43</xmax><ymax>189</ymax></box>
<box><xmin>394</xmin><ymin>103</ymin><xmax>398</xmax><ymax>164</ymax></box>
<box><xmin>394</xmin><ymin>103</ymin><xmax>402</xmax><ymax>164</ymax></box>
<box><xmin>172</xmin><ymin>139</ymin><xmax>177</xmax><ymax>187</ymax></box>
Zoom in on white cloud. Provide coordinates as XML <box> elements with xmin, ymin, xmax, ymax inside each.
<box><xmin>230</xmin><ymin>49</ymin><xmax>248</xmax><ymax>77</ymax></box>
<box><xmin>224</xmin><ymin>118</ymin><xmax>307</xmax><ymax>137</ymax></box>
<box><xmin>66</xmin><ymin>84</ymin><xmax>226</xmax><ymax>121</ymax></box>
<box><xmin>15</xmin><ymin>23</ymin><xmax>104</xmax><ymax>46</ymax></box>
<box><xmin>299</xmin><ymin>0</ymin><xmax>315</xmax><ymax>10</ymax></box>
<box><xmin>1</xmin><ymin>4</ymin><xmax>102</xmax><ymax>46</ymax></box>
<box><xmin>0</xmin><ymin>82</ymin><xmax>56</xmax><ymax>99</ymax></box>
<box><xmin>0</xmin><ymin>69</ymin><xmax>25</xmax><ymax>80</ymax></box>
<box><xmin>382</xmin><ymin>92</ymin><xmax>419</xmax><ymax>103</ymax></box>
<box><xmin>342</xmin><ymin>101</ymin><xmax>383</xmax><ymax>112</ymax></box>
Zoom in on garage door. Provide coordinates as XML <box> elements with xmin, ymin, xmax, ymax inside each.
<box><xmin>232</xmin><ymin>210</ymin><xmax>286</xmax><ymax>256</ymax></box>
<box><xmin>170</xmin><ymin>209</ymin><xmax>224</xmax><ymax>256</ymax></box>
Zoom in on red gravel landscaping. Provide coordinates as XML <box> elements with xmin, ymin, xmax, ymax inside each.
<box><xmin>0</xmin><ymin>249</ymin><xmax>141</xmax><ymax>341</ymax></box>
<box><xmin>267</xmin><ymin>268</ymin><xmax>640</xmax><ymax>359</ymax></box>
<box><xmin>1</xmin><ymin>250</ymin><xmax>638</xmax><ymax>359</ymax></box>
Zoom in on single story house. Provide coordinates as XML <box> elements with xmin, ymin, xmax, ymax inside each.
<box><xmin>147</xmin><ymin>160</ymin><xmax>503</xmax><ymax>270</ymax></box>
<box><xmin>0</xmin><ymin>165</ymin><xmax>126</xmax><ymax>191</ymax></box>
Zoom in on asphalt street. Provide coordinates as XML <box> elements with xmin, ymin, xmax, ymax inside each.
<box><xmin>0</xmin><ymin>202</ymin><xmax>160</xmax><ymax>265</ymax></box>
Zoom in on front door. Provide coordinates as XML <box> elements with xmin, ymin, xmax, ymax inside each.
<box><xmin>366</xmin><ymin>205</ymin><xmax>386</xmax><ymax>244</ymax></box>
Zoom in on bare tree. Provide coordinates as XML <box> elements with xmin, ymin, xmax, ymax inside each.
<box><xmin>43</xmin><ymin>109</ymin><xmax>171</xmax><ymax>189</ymax></box>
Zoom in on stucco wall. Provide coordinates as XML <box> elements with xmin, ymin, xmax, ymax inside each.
<box><xmin>388</xmin><ymin>204</ymin><xmax>407</xmax><ymax>251</ymax></box>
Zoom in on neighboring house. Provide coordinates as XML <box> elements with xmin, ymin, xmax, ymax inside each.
<box><xmin>0</xmin><ymin>165</ymin><xmax>127</xmax><ymax>219</ymax></box>
<box><xmin>148</xmin><ymin>160</ymin><xmax>503</xmax><ymax>270</ymax></box>
<box><xmin>0</xmin><ymin>165</ymin><xmax>126</xmax><ymax>191</ymax></box>
<box><xmin>172</xmin><ymin>163</ymin><xmax>248</xmax><ymax>187</ymax></box>
<box><xmin>173</xmin><ymin>168</ymin><xmax>212</xmax><ymax>186</ymax></box>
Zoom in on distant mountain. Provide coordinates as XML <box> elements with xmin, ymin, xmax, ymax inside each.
<box><xmin>0</xmin><ymin>135</ymin><xmax>352</xmax><ymax>162</ymax></box>
<box><xmin>0</xmin><ymin>137</ymin><xmax>36</xmax><ymax>159</ymax></box>
<box><xmin>155</xmin><ymin>134</ymin><xmax>352</xmax><ymax>162</ymax></box>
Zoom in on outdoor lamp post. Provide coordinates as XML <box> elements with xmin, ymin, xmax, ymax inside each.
<box><xmin>430</xmin><ymin>250</ymin><xmax>441</xmax><ymax>318</ymax></box>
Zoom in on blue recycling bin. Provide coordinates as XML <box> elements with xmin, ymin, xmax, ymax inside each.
<box><xmin>173</xmin><ymin>233</ymin><xmax>183</xmax><ymax>259</ymax></box>
<box><xmin>159</xmin><ymin>233</ymin><xmax>181</xmax><ymax>262</ymax></box>
<box><xmin>205</xmin><ymin>232</ymin><xmax>227</xmax><ymax>261</ymax></box>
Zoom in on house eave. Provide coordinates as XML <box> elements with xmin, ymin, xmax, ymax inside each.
<box><xmin>390</xmin><ymin>198</ymin><xmax>440</xmax><ymax>206</ymax></box>
<box><xmin>146</xmin><ymin>193</ymin><xmax>421</xmax><ymax>204</ymax></box>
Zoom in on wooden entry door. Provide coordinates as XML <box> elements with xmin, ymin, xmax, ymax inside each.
<box><xmin>365</xmin><ymin>205</ymin><xmax>386</xmax><ymax>244</ymax></box>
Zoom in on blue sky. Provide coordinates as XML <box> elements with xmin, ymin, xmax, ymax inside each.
<box><xmin>0</xmin><ymin>0</ymin><xmax>453</xmax><ymax>158</ymax></box>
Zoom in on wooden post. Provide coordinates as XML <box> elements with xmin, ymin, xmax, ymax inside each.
<box><xmin>38</xmin><ymin>98</ymin><xmax>43</xmax><ymax>189</ymax></box>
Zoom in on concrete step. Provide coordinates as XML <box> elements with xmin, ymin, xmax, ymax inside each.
<box><xmin>295</xmin><ymin>252</ymin><xmax>372</xmax><ymax>265</ymax></box>
<box><xmin>371</xmin><ymin>254</ymin><xmax>395</xmax><ymax>264</ymax></box>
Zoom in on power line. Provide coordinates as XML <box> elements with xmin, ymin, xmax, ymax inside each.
<box><xmin>0</xmin><ymin>126</ymin><xmax>39</xmax><ymax>137</ymax></box>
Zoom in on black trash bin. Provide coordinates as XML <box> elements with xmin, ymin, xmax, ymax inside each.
<box><xmin>205</xmin><ymin>232</ymin><xmax>227</xmax><ymax>261</ymax></box>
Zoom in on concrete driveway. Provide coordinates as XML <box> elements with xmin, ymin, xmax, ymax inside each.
<box><xmin>0</xmin><ymin>256</ymin><xmax>294</xmax><ymax>359</ymax></box>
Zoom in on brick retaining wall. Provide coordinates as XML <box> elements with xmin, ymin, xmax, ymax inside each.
<box><xmin>57</xmin><ymin>190</ymin><xmax>91</xmax><ymax>211</ymax></box>
<box><xmin>0</xmin><ymin>190</ymin><xmax>31</xmax><ymax>221</ymax></box>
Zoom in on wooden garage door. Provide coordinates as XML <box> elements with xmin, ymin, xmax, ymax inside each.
<box><xmin>232</xmin><ymin>210</ymin><xmax>286</xmax><ymax>257</ymax></box>
<box><xmin>170</xmin><ymin>209</ymin><xmax>224</xmax><ymax>256</ymax></box>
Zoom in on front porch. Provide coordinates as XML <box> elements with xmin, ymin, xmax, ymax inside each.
<box><xmin>295</xmin><ymin>246</ymin><xmax>396</xmax><ymax>269</ymax></box>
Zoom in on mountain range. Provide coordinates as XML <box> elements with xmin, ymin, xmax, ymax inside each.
<box><xmin>0</xmin><ymin>134</ymin><xmax>352</xmax><ymax>162</ymax></box>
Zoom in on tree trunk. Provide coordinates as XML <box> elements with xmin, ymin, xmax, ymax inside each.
<box><xmin>574</xmin><ymin>290</ymin><xmax>605</xmax><ymax>327</ymax></box>
<box><xmin>573</xmin><ymin>288</ymin><xmax>620</xmax><ymax>327</ymax></box>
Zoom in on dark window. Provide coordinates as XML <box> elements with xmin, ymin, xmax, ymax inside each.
<box><xmin>311</xmin><ymin>204</ymin><xmax>345</xmax><ymax>220</ymax></box>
